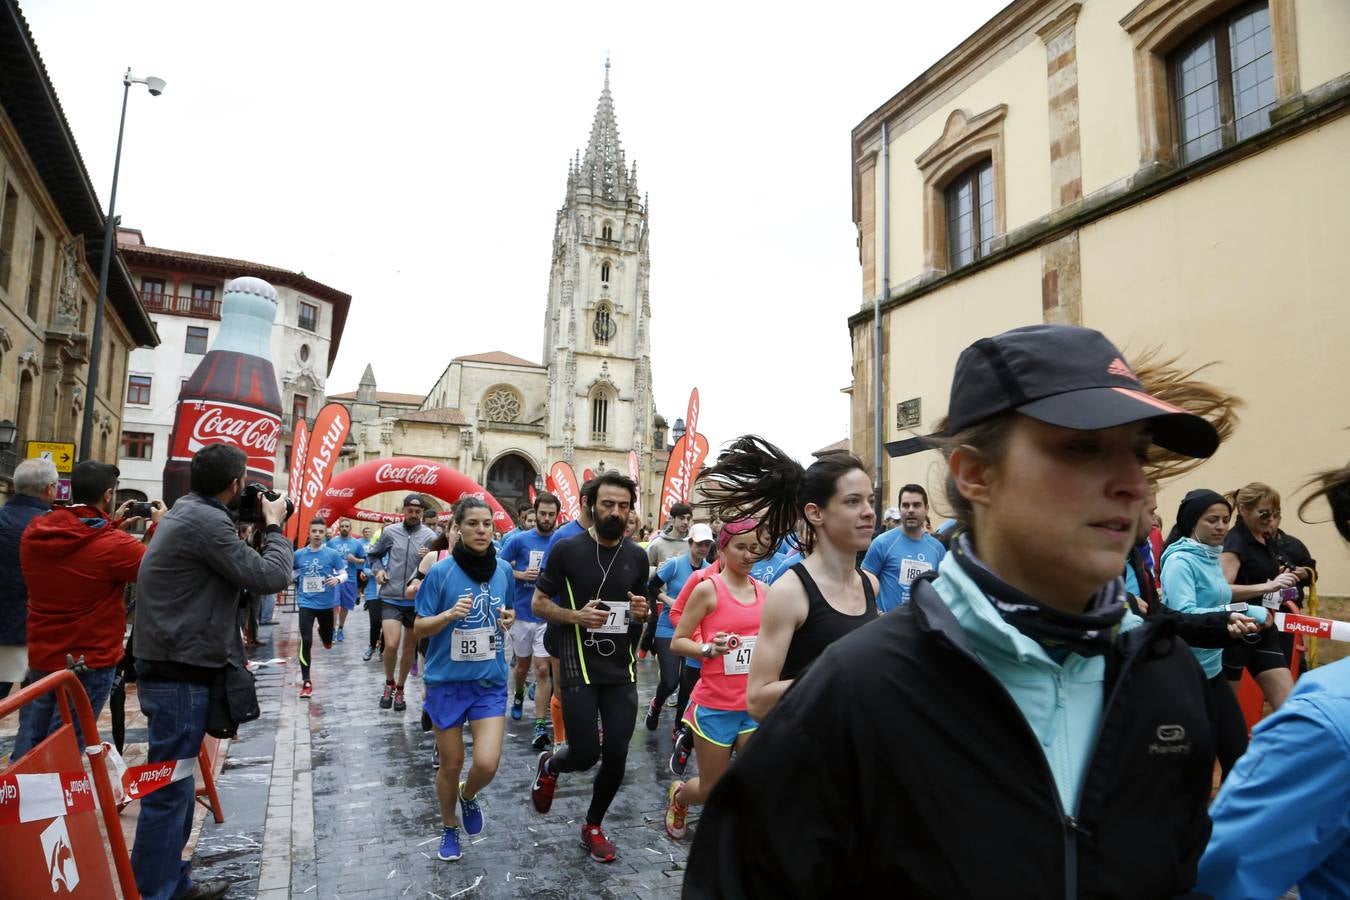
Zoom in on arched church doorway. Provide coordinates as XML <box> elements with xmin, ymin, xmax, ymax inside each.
<box><xmin>485</xmin><ymin>453</ymin><xmax>537</xmax><ymax>520</ymax></box>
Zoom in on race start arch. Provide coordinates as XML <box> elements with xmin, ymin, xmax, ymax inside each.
<box><xmin>313</xmin><ymin>457</ymin><xmax>513</xmax><ymax>533</ymax></box>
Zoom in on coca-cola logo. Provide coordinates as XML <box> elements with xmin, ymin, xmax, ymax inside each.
<box><xmin>190</xmin><ymin>406</ymin><xmax>280</xmax><ymax>455</ymax></box>
<box><xmin>376</xmin><ymin>463</ymin><xmax>439</xmax><ymax>486</ymax></box>
<box><xmin>327</xmin><ymin>487</ymin><xmax>356</xmax><ymax>499</ymax></box>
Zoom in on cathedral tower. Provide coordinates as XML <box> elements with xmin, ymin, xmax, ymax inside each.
<box><xmin>543</xmin><ymin>63</ymin><xmax>654</xmax><ymax>482</ymax></box>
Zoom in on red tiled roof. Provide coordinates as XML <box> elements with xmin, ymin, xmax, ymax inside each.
<box><xmin>327</xmin><ymin>390</ymin><xmax>424</xmax><ymax>406</ymax></box>
<box><xmin>452</xmin><ymin>350</ymin><xmax>542</xmax><ymax>368</ymax></box>
<box><xmin>813</xmin><ymin>438</ymin><xmax>851</xmax><ymax>457</ymax></box>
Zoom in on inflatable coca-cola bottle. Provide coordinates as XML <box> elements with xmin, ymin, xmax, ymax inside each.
<box><xmin>161</xmin><ymin>276</ymin><xmax>283</xmax><ymax>506</ymax></box>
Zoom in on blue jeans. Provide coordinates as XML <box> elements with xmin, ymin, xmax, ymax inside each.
<box><xmin>259</xmin><ymin>593</ymin><xmax>276</xmax><ymax>624</ymax></box>
<box><xmin>12</xmin><ymin>665</ymin><xmax>117</xmax><ymax>759</ymax></box>
<box><xmin>131</xmin><ymin>679</ymin><xmax>210</xmax><ymax>900</ymax></box>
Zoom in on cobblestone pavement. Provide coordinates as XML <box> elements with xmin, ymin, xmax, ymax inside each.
<box><xmin>191</xmin><ymin>602</ymin><xmax>694</xmax><ymax>899</ymax></box>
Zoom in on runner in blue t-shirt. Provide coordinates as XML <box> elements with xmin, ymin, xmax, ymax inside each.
<box><xmin>326</xmin><ymin>520</ymin><xmax>367</xmax><ymax>643</ymax></box>
<box><xmin>412</xmin><ymin>497</ymin><xmax>515</xmax><ymax>863</ymax></box>
<box><xmin>293</xmin><ymin>519</ymin><xmax>348</xmax><ymax>698</ymax></box>
<box><xmin>360</xmin><ymin>526</ymin><xmax>385</xmax><ymax>661</ymax></box>
<box><xmin>643</xmin><ymin>524</ymin><xmax>714</xmax><ymax>734</ymax></box>
<box><xmin>500</xmin><ymin>493</ymin><xmax>561</xmax><ymax>748</ymax></box>
<box><xmin>861</xmin><ymin>484</ymin><xmax>946</xmax><ymax>613</ymax></box>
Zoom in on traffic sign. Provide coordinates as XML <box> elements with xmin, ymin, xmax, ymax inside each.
<box><xmin>26</xmin><ymin>440</ymin><xmax>75</xmax><ymax>474</ymax></box>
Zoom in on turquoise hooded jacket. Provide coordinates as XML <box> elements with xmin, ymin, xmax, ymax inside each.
<box><xmin>932</xmin><ymin>556</ymin><xmax>1141</xmax><ymax>815</ymax></box>
<box><xmin>1159</xmin><ymin>537</ymin><xmax>1266</xmax><ymax>678</ymax></box>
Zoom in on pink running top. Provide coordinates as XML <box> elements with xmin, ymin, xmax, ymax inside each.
<box><xmin>689</xmin><ymin>572</ymin><xmax>765</xmax><ymax>712</ymax></box>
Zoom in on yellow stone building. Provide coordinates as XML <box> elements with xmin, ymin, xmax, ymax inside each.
<box><xmin>848</xmin><ymin>0</ymin><xmax>1350</xmax><ymax>592</ymax></box>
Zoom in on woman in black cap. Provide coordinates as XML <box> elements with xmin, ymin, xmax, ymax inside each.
<box><xmin>1159</xmin><ymin>489</ymin><xmax>1266</xmax><ymax>780</ymax></box>
<box><xmin>685</xmin><ymin>324</ymin><xmax>1230</xmax><ymax>899</ymax></box>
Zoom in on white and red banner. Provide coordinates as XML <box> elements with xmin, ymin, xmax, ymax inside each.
<box><xmin>658</xmin><ymin>431</ymin><xmax>709</xmax><ymax>529</ymax></box>
<box><xmin>313</xmin><ymin>456</ymin><xmax>512</xmax><ymax>534</ymax></box>
<box><xmin>0</xmin><ymin>771</ymin><xmax>95</xmax><ymax>826</ymax></box>
<box><xmin>294</xmin><ymin>403</ymin><xmax>353</xmax><ymax>540</ymax></box>
<box><xmin>550</xmin><ymin>461</ymin><xmax>582</xmax><ymax>522</ymax></box>
<box><xmin>681</xmin><ymin>388</ymin><xmax>700</xmax><ymax>498</ymax></box>
<box><xmin>1274</xmin><ymin>612</ymin><xmax>1350</xmax><ymax>642</ymax></box>
<box><xmin>627</xmin><ymin>450</ymin><xmax>641</xmax><ymax>516</ymax></box>
<box><xmin>168</xmin><ymin>399</ymin><xmax>281</xmax><ymax>483</ymax></box>
<box><xmin>284</xmin><ymin>419</ymin><xmax>310</xmax><ymax>542</ymax></box>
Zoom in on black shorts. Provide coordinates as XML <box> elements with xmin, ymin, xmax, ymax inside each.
<box><xmin>380</xmin><ymin>603</ymin><xmax>416</xmax><ymax>629</ymax></box>
<box><xmin>543</xmin><ymin>623</ymin><xmax>560</xmax><ymax>659</ymax></box>
<box><xmin>1223</xmin><ymin>627</ymin><xmax>1288</xmax><ymax>680</ymax></box>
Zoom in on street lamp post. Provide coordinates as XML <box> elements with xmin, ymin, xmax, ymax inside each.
<box><xmin>79</xmin><ymin>68</ymin><xmax>164</xmax><ymax>461</ymax></box>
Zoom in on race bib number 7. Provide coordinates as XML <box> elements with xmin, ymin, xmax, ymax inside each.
<box><xmin>451</xmin><ymin>627</ymin><xmax>497</xmax><ymax>662</ymax></box>
<box><xmin>589</xmin><ymin>601</ymin><xmax>630</xmax><ymax>634</ymax></box>
<box><xmin>723</xmin><ymin>636</ymin><xmax>757</xmax><ymax>676</ymax></box>
<box><xmin>302</xmin><ymin>576</ymin><xmax>324</xmax><ymax>594</ymax></box>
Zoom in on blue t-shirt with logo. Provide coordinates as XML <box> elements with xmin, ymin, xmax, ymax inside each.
<box><xmin>500</xmin><ymin>528</ymin><xmax>554</xmax><ymax>624</ymax></box>
<box><xmin>416</xmin><ymin>556</ymin><xmax>514</xmax><ymax>686</ymax></box>
<box><xmin>751</xmin><ymin>551</ymin><xmax>794</xmax><ymax>585</ymax></box>
<box><xmin>655</xmin><ymin>554</ymin><xmax>710</xmax><ymax>639</ymax></box>
<box><xmin>363</xmin><ymin>540</ymin><xmax>384</xmax><ymax>599</ymax></box>
<box><xmin>326</xmin><ymin>535</ymin><xmax>367</xmax><ymax>580</ymax></box>
<box><xmin>293</xmin><ymin>546</ymin><xmax>346</xmax><ymax>610</ymax></box>
<box><xmin>861</xmin><ymin>529</ymin><xmax>947</xmax><ymax>613</ymax></box>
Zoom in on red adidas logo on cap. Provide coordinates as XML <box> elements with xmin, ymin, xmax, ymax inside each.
<box><xmin>1107</xmin><ymin>357</ymin><xmax>1137</xmax><ymax>380</ymax></box>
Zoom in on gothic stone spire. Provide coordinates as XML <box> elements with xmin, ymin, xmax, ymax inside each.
<box><xmin>579</xmin><ymin>61</ymin><xmax>629</xmax><ymax>202</ymax></box>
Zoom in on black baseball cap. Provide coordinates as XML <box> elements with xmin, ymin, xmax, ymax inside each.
<box><xmin>402</xmin><ymin>494</ymin><xmax>425</xmax><ymax>508</ymax></box>
<box><xmin>886</xmin><ymin>324</ymin><xmax>1219</xmax><ymax>459</ymax></box>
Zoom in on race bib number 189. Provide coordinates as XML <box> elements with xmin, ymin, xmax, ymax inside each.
<box><xmin>899</xmin><ymin>558</ymin><xmax>932</xmax><ymax>585</ymax></box>
<box><xmin>723</xmin><ymin>636</ymin><xmax>757</xmax><ymax>676</ymax></box>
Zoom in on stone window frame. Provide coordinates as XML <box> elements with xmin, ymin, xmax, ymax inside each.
<box><xmin>592</xmin><ymin>300</ymin><xmax>616</xmax><ymax>348</ymax></box>
<box><xmin>482</xmin><ymin>384</ymin><xmax>524</xmax><ymax>424</ymax></box>
<box><xmin>588</xmin><ymin>385</ymin><xmax>613</xmax><ymax>445</ymax></box>
<box><xmin>1120</xmin><ymin>0</ymin><xmax>1299</xmax><ymax>169</ymax></box>
<box><xmin>914</xmin><ymin>104</ymin><xmax>1008</xmax><ymax>275</ymax></box>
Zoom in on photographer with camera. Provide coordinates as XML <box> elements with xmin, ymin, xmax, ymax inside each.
<box><xmin>12</xmin><ymin>461</ymin><xmax>164</xmax><ymax>759</ymax></box>
<box><xmin>131</xmin><ymin>444</ymin><xmax>292</xmax><ymax>900</ymax></box>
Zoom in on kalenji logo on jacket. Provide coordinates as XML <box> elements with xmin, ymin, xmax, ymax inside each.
<box><xmin>1148</xmin><ymin>723</ymin><xmax>1191</xmax><ymax>756</ymax></box>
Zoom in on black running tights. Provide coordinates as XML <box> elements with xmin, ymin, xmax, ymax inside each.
<box><xmin>366</xmin><ymin>599</ymin><xmax>383</xmax><ymax>650</ymax></box>
<box><xmin>675</xmin><ymin>661</ymin><xmax>701</xmax><ymax>725</ymax></box>
<box><xmin>550</xmin><ymin>682</ymin><xmax>637</xmax><ymax>824</ymax></box>
<box><xmin>298</xmin><ymin>607</ymin><xmax>335</xmax><ymax>682</ymax></box>
<box><xmin>653</xmin><ymin>637</ymin><xmax>681</xmax><ymax>710</ymax></box>
<box><xmin>1207</xmin><ymin>672</ymin><xmax>1248</xmax><ymax>781</ymax></box>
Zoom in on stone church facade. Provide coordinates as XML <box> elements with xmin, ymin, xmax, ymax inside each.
<box><xmin>340</xmin><ymin>67</ymin><xmax>667</xmax><ymax>522</ymax></box>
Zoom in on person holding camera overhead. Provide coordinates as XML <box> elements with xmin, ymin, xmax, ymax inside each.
<box><xmin>12</xmin><ymin>460</ymin><xmax>165</xmax><ymax>759</ymax></box>
<box><xmin>131</xmin><ymin>444</ymin><xmax>293</xmax><ymax>900</ymax></box>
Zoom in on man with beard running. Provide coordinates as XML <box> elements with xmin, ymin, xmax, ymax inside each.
<box><xmin>326</xmin><ymin>519</ymin><xmax>366</xmax><ymax>642</ymax></box>
<box><xmin>501</xmin><ymin>492</ymin><xmax>560</xmax><ymax>749</ymax></box>
<box><xmin>368</xmin><ymin>496</ymin><xmax>435</xmax><ymax>711</ymax></box>
<box><xmin>529</xmin><ymin>473</ymin><xmax>649</xmax><ymax>863</ymax></box>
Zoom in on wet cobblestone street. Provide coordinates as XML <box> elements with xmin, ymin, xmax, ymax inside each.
<box><xmin>191</xmin><ymin>603</ymin><xmax>693</xmax><ymax>898</ymax></box>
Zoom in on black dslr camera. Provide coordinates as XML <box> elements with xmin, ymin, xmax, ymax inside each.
<box><xmin>236</xmin><ymin>482</ymin><xmax>295</xmax><ymax>524</ymax></box>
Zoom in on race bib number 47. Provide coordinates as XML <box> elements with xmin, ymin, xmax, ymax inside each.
<box><xmin>589</xmin><ymin>601</ymin><xmax>630</xmax><ymax>634</ymax></box>
<box><xmin>451</xmin><ymin>627</ymin><xmax>497</xmax><ymax>662</ymax></box>
<box><xmin>723</xmin><ymin>636</ymin><xmax>757</xmax><ymax>676</ymax></box>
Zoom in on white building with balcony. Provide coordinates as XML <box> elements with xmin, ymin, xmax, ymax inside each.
<box><xmin>114</xmin><ymin>228</ymin><xmax>351</xmax><ymax>502</ymax></box>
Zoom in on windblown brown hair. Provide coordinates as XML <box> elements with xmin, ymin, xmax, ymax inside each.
<box><xmin>1299</xmin><ymin>462</ymin><xmax>1350</xmax><ymax>542</ymax></box>
<box><xmin>1128</xmin><ymin>349</ymin><xmax>1242</xmax><ymax>483</ymax></box>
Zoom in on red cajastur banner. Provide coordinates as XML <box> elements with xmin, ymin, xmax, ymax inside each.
<box><xmin>550</xmin><ymin>461</ymin><xmax>582</xmax><ymax>521</ymax></box>
<box><xmin>658</xmin><ymin>431</ymin><xmax>709</xmax><ymax>528</ymax></box>
<box><xmin>295</xmin><ymin>403</ymin><xmax>352</xmax><ymax>540</ymax></box>
<box><xmin>285</xmin><ymin>419</ymin><xmax>310</xmax><ymax>542</ymax></box>
<box><xmin>681</xmin><ymin>388</ymin><xmax>700</xmax><ymax>501</ymax></box>
<box><xmin>627</xmin><ymin>450</ymin><xmax>641</xmax><ymax>516</ymax></box>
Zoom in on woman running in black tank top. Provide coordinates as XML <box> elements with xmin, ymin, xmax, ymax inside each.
<box><xmin>780</xmin><ymin>563</ymin><xmax>877</xmax><ymax>680</ymax></box>
<box><xmin>693</xmin><ymin>436</ymin><xmax>880</xmax><ymax>722</ymax></box>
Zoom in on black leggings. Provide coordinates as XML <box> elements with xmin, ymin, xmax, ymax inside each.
<box><xmin>366</xmin><ymin>599</ymin><xmax>383</xmax><ymax>650</ymax></box>
<box><xmin>299</xmin><ymin>608</ymin><xmax>335</xmax><ymax>682</ymax></box>
<box><xmin>675</xmin><ymin>661</ymin><xmax>701</xmax><ymax>725</ymax></box>
<box><xmin>652</xmin><ymin>637</ymin><xmax>681</xmax><ymax>710</ymax></box>
<box><xmin>550</xmin><ymin>682</ymin><xmax>638</xmax><ymax>824</ymax></box>
<box><xmin>1207</xmin><ymin>673</ymin><xmax>1248</xmax><ymax>781</ymax></box>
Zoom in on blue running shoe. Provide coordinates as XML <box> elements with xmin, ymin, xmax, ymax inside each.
<box><xmin>528</xmin><ymin>682</ymin><xmax>536</xmax><ymax>701</ymax></box>
<box><xmin>459</xmin><ymin>782</ymin><xmax>484</xmax><ymax>836</ymax></box>
<box><xmin>335</xmin><ymin>628</ymin><xmax>345</xmax><ymax>643</ymax></box>
<box><xmin>437</xmin><ymin>826</ymin><xmax>462</xmax><ymax>861</ymax></box>
<box><xmin>511</xmin><ymin>694</ymin><xmax>524</xmax><ymax>721</ymax></box>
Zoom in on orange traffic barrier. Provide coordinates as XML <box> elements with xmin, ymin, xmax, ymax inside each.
<box><xmin>194</xmin><ymin>736</ymin><xmax>225</xmax><ymax>824</ymax></box>
<box><xmin>0</xmin><ymin>670</ymin><xmax>139</xmax><ymax>899</ymax></box>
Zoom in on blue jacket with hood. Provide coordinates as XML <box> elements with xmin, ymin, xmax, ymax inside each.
<box><xmin>1160</xmin><ymin>537</ymin><xmax>1265</xmax><ymax>678</ymax></box>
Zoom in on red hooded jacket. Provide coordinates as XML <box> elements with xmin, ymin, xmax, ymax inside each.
<box><xmin>20</xmin><ymin>505</ymin><xmax>146</xmax><ymax>670</ymax></box>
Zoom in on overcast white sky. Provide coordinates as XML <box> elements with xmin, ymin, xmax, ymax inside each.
<box><xmin>26</xmin><ymin>0</ymin><xmax>1007</xmax><ymax>460</ymax></box>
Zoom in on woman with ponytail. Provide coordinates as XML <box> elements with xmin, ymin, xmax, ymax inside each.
<box><xmin>696</xmin><ymin>437</ymin><xmax>878</xmax><ymax>722</ymax></box>
<box><xmin>686</xmin><ymin>324</ymin><xmax>1228</xmax><ymax>898</ymax></box>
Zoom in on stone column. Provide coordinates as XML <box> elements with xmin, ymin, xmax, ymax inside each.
<box><xmin>1038</xmin><ymin>3</ymin><xmax>1084</xmax><ymax>326</ymax></box>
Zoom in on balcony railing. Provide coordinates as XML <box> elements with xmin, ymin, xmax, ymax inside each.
<box><xmin>139</xmin><ymin>291</ymin><xmax>222</xmax><ymax>319</ymax></box>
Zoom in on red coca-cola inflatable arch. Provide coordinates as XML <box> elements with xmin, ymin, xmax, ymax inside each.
<box><xmin>313</xmin><ymin>457</ymin><xmax>513</xmax><ymax>533</ymax></box>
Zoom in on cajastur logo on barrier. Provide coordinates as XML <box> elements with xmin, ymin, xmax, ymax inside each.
<box><xmin>1283</xmin><ymin>615</ymin><xmax>1333</xmax><ymax>638</ymax></box>
<box><xmin>41</xmin><ymin>816</ymin><xmax>80</xmax><ymax>893</ymax></box>
<box><xmin>376</xmin><ymin>463</ymin><xmax>438</xmax><ymax>486</ymax></box>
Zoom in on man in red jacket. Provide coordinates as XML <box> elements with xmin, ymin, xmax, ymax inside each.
<box><xmin>12</xmin><ymin>460</ymin><xmax>163</xmax><ymax>758</ymax></box>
